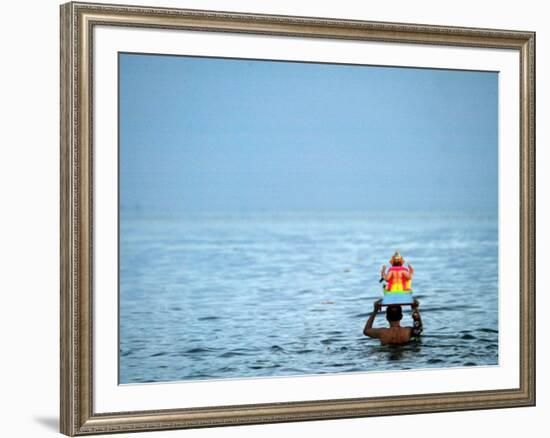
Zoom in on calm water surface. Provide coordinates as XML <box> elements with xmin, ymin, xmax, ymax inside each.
<box><xmin>119</xmin><ymin>213</ymin><xmax>498</xmax><ymax>384</ymax></box>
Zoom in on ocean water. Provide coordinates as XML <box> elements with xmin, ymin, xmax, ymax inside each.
<box><xmin>119</xmin><ymin>212</ymin><xmax>498</xmax><ymax>384</ymax></box>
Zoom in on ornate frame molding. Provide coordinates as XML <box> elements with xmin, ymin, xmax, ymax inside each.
<box><xmin>60</xmin><ymin>2</ymin><xmax>535</xmax><ymax>435</ymax></box>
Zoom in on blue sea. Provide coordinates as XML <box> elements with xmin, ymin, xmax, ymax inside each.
<box><xmin>119</xmin><ymin>212</ymin><xmax>498</xmax><ymax>384</ymax></box>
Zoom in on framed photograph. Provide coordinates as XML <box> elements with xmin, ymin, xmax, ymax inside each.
<box><xmin>60</xmin><ymin>2</ymin><xmax>535</xmax><ymax>435</ymax></box>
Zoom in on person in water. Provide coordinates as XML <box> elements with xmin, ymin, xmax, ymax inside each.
<box><xmin>381</xmin><ymin>251</ymin><xmax>414</xmax><ymax>291</ymax></box>
<box><xmin>363</xmin><ymin>299</ymin><xmax>423</xmax><ymax>344</ymax></box>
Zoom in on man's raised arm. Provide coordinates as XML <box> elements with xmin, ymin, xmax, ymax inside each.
<box><xmin>363</xmin><ymin>299</ymin><xmax>383</xmax><ymax>338</ymax></box>
<box><xmin>410</xmin><ymin>299</ymin><xmax>423</xmax><ymax>338</ymax></box>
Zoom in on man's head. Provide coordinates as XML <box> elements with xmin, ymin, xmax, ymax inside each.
<box><xmin>390</xmin><ymin>251</ymin><xmax>404</xmax><ymax>266</ymax></box>
<box><xmin>386</xmin><ymin>305</ymin><xmax>403</xmax><ymax>323</ymax></box>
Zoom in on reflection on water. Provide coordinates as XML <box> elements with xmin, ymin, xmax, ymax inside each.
<box><xmin>119</xmin><ymin>212</ymin><xmax>498</xmax><ymax>384</ymax></box>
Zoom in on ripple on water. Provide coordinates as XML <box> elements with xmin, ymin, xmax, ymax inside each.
<box><xmin>219</xmin><ymin>350</ymin><xmax>250</xmax><ymax>358</ymax></box>
<box><xmin>181</xmin><ymin>347</ymin><xmax>218</xmax><ymax>355</ymax></box>
<box><xmin>478</xmin><ymin>328</ymin><xmax>498</xmax><ymax>334</ymax></box>
<box><xmin>321</xmin><ymin>338</ymin><xmax>342</xmax><ymax>345</ymax></box>
<box><xmin>150</xmin><ymin>352</ymin><xmax>168</xmax><ymax>357</ymax></box>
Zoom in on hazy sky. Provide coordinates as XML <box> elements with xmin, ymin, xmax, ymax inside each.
<box><xmin>119</xmin><ymin>53</ymin><xmax>498</xmax><ymax>215</ymax></box>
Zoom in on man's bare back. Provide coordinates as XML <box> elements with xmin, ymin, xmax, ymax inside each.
<box><xmin>376</xmin><ymin>326</ymin><xmax>415</xmax><ymax>345</ymax></box>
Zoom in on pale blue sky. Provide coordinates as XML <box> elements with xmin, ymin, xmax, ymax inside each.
<box><xmin>119</xmin><ymin>53</ymin><xmax>498</xmax><ymax>215</ymax></box>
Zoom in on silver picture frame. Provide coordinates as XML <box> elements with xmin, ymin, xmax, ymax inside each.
<box><xmin>60</xmin><ymin>2</ymin><xmax>535</xmax><ymax>435</ymax></box>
